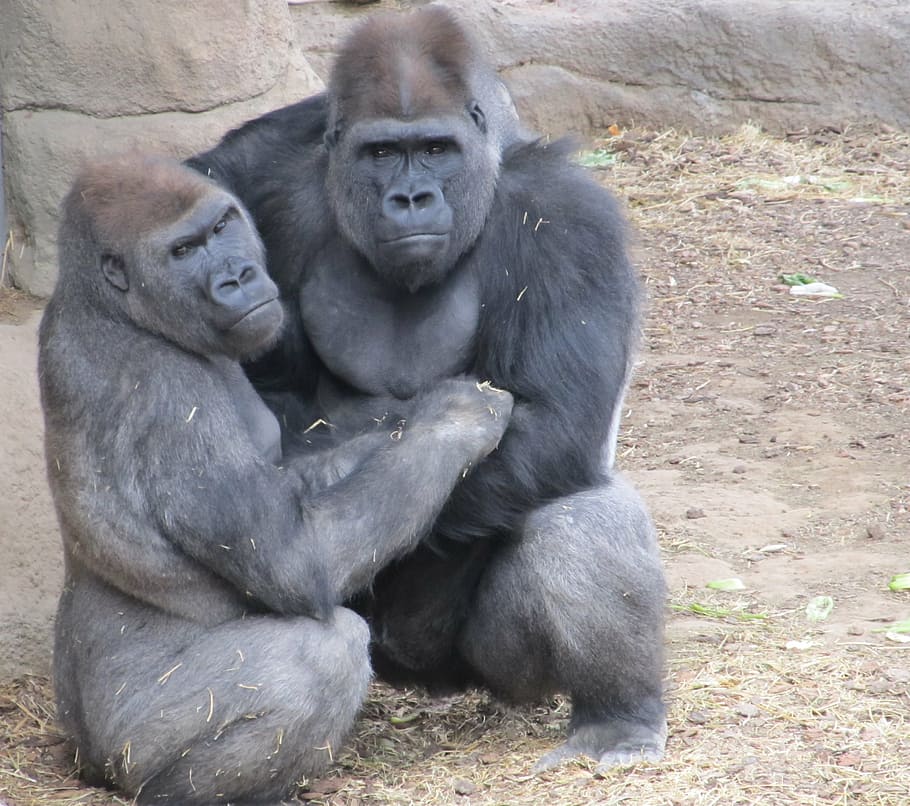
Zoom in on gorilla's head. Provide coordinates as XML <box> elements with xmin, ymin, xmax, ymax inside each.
<box><xmin>324</xmin><ymin>7</ymin><xmax>510</xmax><ymax>292</ymax></box>
<box><xmin>60</xmin><ymin>155</ymin><xmax>283</xmax><ymax>362</ymax></box>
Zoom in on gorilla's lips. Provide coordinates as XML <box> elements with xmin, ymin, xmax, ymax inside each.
<box><xmin>382</xmin><ymin>233</ymin><xmax>448</xmax><ymax>244</ymax></box>
<box><xmin>378</xmin><ymin>233</ymin><xmax>450</xmax><ymax>267</ymax></box>
<box><xmin>227</xmin><ymin>297</ymin><xmax>283</xmax><ymax>338</ymax></box>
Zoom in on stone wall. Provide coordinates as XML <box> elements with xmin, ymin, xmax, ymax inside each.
<box><xmin>0</xmin><ymin>0</ymin><xmax>908</xmax><ymax>682</ymax></box>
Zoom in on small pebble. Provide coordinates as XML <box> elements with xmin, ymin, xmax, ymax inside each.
<box><xmin>732</xmin><ymin>465</ymin><xmax>747</xmax><ymax>474</ymax></box>
<box><xmin>686</xmin><ymin>507</ymin><xmax>707</xmax><ymax>519</ymax></box>
<box><xmin>453</xmin><ymin>779</ymin><xmax>477</xmax><ymax>796</ymax></box>
<box><xmin>865</xmin><ymin>524</ymin><xmax>885</xmax><ymax>540</ymax></box>
<box><xmin>885</xmin><ymin>667</ymin><xmax>910</xmax><ymax>683</ymax></box>
<box><xmin>737</xmin><ymin>703</ymin><xmax>761</xmax><ymax>718</ymax></box>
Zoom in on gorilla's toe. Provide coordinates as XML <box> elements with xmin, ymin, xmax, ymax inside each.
<box><xmin>533</xmin><ymin>717</ymin><xmax>667</xmax><ymax>774</ymax></box>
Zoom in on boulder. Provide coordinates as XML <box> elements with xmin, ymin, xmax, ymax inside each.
<box><xmin>0</xmin><ymin>0</ymin><xmax>295</xmax><ymax>117</ymax></box>
<box><xmin>3</xmin><ymin>47</ymin><xmax>321</xmax><ymax>296</ymax></box>
<box><xmin>453</xmin><ymin>0</ymin><xmax>910</xmax><ymax>136</ymax></box>
<box><xmin>0</xmin><ymin>312</ymin><xmax>58</xmax><ymax>681</ymax></box>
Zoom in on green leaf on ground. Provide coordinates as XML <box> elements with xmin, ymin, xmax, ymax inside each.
<box><xmin>805</xmin><ymin>595</ymin><xmax>834</xmax><ymax>622</ymax></box>
<box><xmin>578</xmin><ymin>148</ymin><xmax>618</xmax><ymax>168</ymax></box>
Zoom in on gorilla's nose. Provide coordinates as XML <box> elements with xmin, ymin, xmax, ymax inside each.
<box><xmin>382</xmin><ymin>184</ymin><xmax>444</xmax><ymax>223</ymax></box>
<box><xmin>210</xmin><ymin>264</ymin><xmax>262</xmax><ymax>307</ymax></box>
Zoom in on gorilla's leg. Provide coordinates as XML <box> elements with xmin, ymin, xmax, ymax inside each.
<box><xmin>457</xmin><ymin>476</ymin><xmax>667</xmax><ymax>772</ymax></box>
<box><xmin>56</xmin><ymin>578</ymin><xmax>370</xmax><ymax>804</ymax></box>
<box><xmin>364</xmin><ymin>540</ymin><xmax>492</xmax><ymax>690</ymax></box>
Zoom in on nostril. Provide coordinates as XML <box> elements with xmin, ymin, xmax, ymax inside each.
<box><xmin>382</xmin><ymin>187</ymin><xmax>441</xmax><ymax>218</ymax></box>
<box><xmin>412</xmin><ymin>191</ymin><xmax>436</xmax><ymax>210</ymax></box>
<box><xmin>390</xmin><ymin>193</ymin><xmax>411</xmax><ymax>210</ymax></box>
<box><xmin>238</xmin><ymin>265</ymin><xmax>257</xmax><ymax>284</ymax></box>
<box><xmin>211</xmin><ymin>276</ymin><xmax>241</xmax><ymax>302</ymax></box>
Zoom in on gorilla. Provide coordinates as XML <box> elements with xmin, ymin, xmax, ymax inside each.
<box><xmin>189</xmin><ymin>6</ymin><xmax>667</xmax><ymax>771</ymax></box>
<box><xmin>39</xmin><ymin>153</ymin><xmax>512</xmax><ymax>804</ymax></box>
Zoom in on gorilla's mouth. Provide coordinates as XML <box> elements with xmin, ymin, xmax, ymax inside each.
<box><xmin>229</xmin><ymin>297</ymin><xmax>281</xmax><ymax>330</ymax></box>
<box><xmin>382</xmin><ymin>233</ymin><xmax>448</xmax><ymax>245</ymax></box>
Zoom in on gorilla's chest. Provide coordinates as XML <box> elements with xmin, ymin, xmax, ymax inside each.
<box><xmin>216</xmin><ymin>359</ymin><xmax>283</xmax><ymax>464</ymax></box>
<box><xmin>300</xmin><ymin>253</ymin><xmax>480</xmax><ymax>399</ymax></box>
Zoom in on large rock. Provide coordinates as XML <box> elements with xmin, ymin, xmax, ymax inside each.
<box><xmin>0</xmin><ymin>312</ymin><xmax>59</xmax><ymax>681</ymax></box>
<box><xmin>0</xmin><ymin>0</ymin><xmax>294</xmax><ymax>117</ymax></box>
<box><xmin>3</xmin><ymin>47</ymin><xmax>321</xmax><ymax>297</ymax></box>
<box><xmin>291</xmin><ymin>0</ymin><xmax>910</xmax><ymax>135</ymax></box>
<box><xmin>454</xmin><ymin>0</ymin><xmax>910</xmax><ymax>136</ymax></box>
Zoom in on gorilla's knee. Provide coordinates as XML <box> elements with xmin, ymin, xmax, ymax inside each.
<box><xmin>460</xmin><ymin>478</ymin><xmax>665</xmax><ymax>703</ymax></box>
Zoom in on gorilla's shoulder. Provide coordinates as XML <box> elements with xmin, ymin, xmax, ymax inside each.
<box><xmin>222</xmin><ymin>94</ymin><xmax>329</xmax><ymax>151</ymax></box>
<box><xmin>496</xmin><ymin>138</ymin><xmax>625</xmax><ymax>230</ymax></box>
<box><xmin>187</xmin><ymin>94</ymin><xmax>329</xmax><ymax>193</ymax></box>
<box><xmin>472</xmin><ymin>137</ymin><xmax>634</xmax><ymax>321</ymax></box>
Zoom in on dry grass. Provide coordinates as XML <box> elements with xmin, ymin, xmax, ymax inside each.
<box><xmin>3</xmin><ymin>123</ymin><xmax>909</xmax><ymax>805</ymax></box>
<box><xmin>3</xmin><ymin>616</ymin><xmax>908</xmax><ymax>805</ymax></box>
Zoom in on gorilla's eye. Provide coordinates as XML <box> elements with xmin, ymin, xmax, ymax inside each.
<box><xmin>370</xmin><ymin>145</ymin><xmax>395</xmax><ymax>160</ymax></box>
<box><xmin>171</xmin><ymin>243</ymin><xmax>194</xmax><ymax>259</ymax></box>
<box><xmin>425</xmin><ymin>141</ymin><xmax>448</xmax><ymax>156</ymax></box>
<box><xmin>213</xmin><ymin>217</ymin><xmax>228</xmax><ymax>235</ymax></box>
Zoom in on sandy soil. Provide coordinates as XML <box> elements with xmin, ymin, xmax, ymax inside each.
<box><xmin>1</xmin><ymin>125</ymin><xmax>908</xmax><ymax>805</ymax></box>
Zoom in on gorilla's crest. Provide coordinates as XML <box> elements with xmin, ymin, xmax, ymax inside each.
<box><xmin>66</xmin><ymin>154</ymin><xmax>210</xmax><ymax>256</ymax></box>
<box><xmin>329</xmin><ymin>7</ymin><xmax>474</xmax><ymax>124</ymax></box>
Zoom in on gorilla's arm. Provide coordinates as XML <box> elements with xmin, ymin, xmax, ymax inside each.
<box><xmin>303</xmin><ymin>381</ymin><xmax>512</xmax><ymax>601</ymax></box>
<box><xmin>142</xmin><ymin>370</ymin><xmax>510</xmax><ymax>614</ymax></box>
<box><xmin>435</xmin><ymin>140</ymin><xmax>640</xmax><ymax>543</ymax></box>
<box><xmin>186</xmin><ymin>96</ymin><xmax>326</xmax><ymax>212</ymax></box>
<box><xmin>286</xmin><ymin>432</ymin><xmax>391</xmax><ymax>492</ymax></box>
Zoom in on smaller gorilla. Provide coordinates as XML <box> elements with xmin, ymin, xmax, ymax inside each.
<box><xmin>39</xmin><ymin>153</ymin><xmax>512</xmax><ymax>805</ymax></box>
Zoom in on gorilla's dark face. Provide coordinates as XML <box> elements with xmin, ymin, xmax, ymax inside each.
<box><xmin>326</xmin><ymin>109</ymin><xmax>499</xmax><ymax>292</ymax></box>
<box><xmin>98</xmin><ymin>188</ymin><xmax>283</xmax><ymax>362</ymax></box>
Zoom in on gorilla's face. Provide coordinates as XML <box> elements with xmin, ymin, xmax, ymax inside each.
<box><xmin>110</xmin><ymin>191</ymin><xmax>284</xmax><ymax>362</ymax></box>
<box><xmin>326</xmin><ymin>108</ymin><xmax>499</xmax><ymax>292</ymax></box>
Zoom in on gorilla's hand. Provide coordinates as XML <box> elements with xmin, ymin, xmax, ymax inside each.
<box><xmin>288</xmin><ymin>431</ymin><xmax>393</xmax><ymax>493</ymax></box>
<box><xmin>409</xmin><ymin>378</ymin><xmax>513</xmax><ymax>464</ymax></box>
<box><xmin>295</xmin><ymin>378</ymin><xmax>511</xmax><ymax>604</ymax></box>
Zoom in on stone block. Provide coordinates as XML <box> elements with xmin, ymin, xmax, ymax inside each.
<box><xmin>1</xmin><ymin>0</ymin><xmax>297</xmax><ymax>117</ymax></box>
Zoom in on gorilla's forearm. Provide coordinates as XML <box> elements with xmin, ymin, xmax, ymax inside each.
<box><xmin>306</xmin><ymin>381</ymin><xmax>512</xmax><ymax>600</ymax></box>
<box><xmin>286</xmin><ymin>431</ymin><xmax>392</xmax><ymax>492</ymax></box>
<box><xmin>151</xmin><ymin>462</ymin><xmax>336</xmax><ymax>619</ymax></box>
<box><xmin>152</xmin><ymin>379</ymin><xmax>510</xmax><ymax>611</ymax></box>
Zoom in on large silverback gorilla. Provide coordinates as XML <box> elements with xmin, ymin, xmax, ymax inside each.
<box><xmin>189</xmin><ymin>6</ymin><xmax>667</xmax><ymax>771</ymax></box>
<box><xmin>39</xmin><ymin>153</ymin><xmax>512</xmax><ymax>804</ymax></box>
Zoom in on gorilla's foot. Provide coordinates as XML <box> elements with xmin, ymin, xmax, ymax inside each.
<box><xmin>533</xmin><ymin>717</ymin><xmax>667</xmax><ymax>774</ymax></box>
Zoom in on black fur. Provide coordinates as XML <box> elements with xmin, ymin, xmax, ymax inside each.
<box><xmin>40</xmin><ymin>153</ymin><xmax>512</xmax><ymax>803</ymax></box>
<box><xmin>189</xmin><ymin>6</ymin><xmax>667</xmax><ymax>772</ymax></box>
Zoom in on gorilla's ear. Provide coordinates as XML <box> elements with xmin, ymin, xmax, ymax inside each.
<box><xmin>324</xmin><ymin>127</ymin><xmax>340</xmax><ymax>151</ymax></box>
<box><xmin>468</xmin><ymin>101</ymin><xmax>487</xmax><ymax>134</ymax></box>
<box><xmin>101</xmin><ymin>253</ymin><xmax>129</xmax><ymax>292</ymax></box>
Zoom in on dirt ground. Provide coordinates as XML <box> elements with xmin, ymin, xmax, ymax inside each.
<box><xmin>1</xmin><ymin>125</ymin><xmax>908</xmax><ymax>805</ymax></box>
